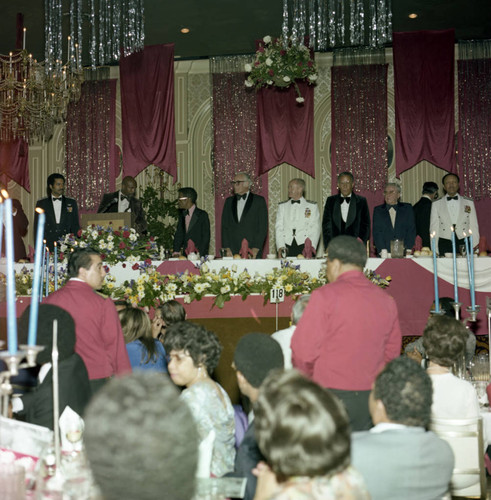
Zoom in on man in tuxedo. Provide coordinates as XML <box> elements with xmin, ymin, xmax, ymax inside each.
<box><xmin>97</xmin><ymin>176</ymin><xmax>147</xmax><ymax>236</ymax></box>
<box><xmin>351</xmin><ymin>357</ymin><xmax>454</xmax><ymax>500</ymax></box>
<box><xmin>413</xmin><ymin>181</ymin><xmax>439</xmax><ymax>248</ymax></box>
<box><xmin>34</xmin><ymin>173</ymin><xmax>80</xmax><ymax>249</ymax></box>
<box><xmin>373</xmin><ymin>183</ymin><xmax>416</xmax><ymax>255</ymax></box>
<box><xmin>430</xmin><ymin>173</ymin><xmax>480</xmax><ymax>255</ymax></box>
<box><xmin>44</xmin><ymin>247</ymin><xmax>131</xmax><ymax>394</ymax></box>
<box><xmin>291</xmin><ymin>236</ymin><xmax>401</xmax><ymax>431</ymax></box>
<box><xmin>173</xmin><ymin>187</ymin><xmax>210</xmax><ymax>256</ymax></box>
<box><xmin>0</xmin><ymin>184</ymin><xmax>28</xmax><ymax>261</ymax></box>
<box><xmin>275</xmin><ymin>178</ymin><xmax>320</xmax><ymax>257</ymax></box>
<box><xmin>322</xmin><ymin>171</ymin><xmax>370</xmax><ymax>248</ymax></box>
<box><xmin>227</xmin><ymin>333</ymin><xmax>284</xmax><ymax>500</ymax></box>
<box><xmin>221</xmin><ymin>172</ymin><xmax>268</xmax><ymax>258</ymax></box>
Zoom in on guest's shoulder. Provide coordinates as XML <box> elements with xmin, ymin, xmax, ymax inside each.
<box><xmin>278</xmin><ymin>199</ymin><xmax>290</xmax><ymax>206</ymax></box>
<box><xmin>36</xmin><ymin>197</ymin><xmax>49</xmax><ymax>206</ymax></box>
<box><xmin>462</xmin><ymin>196</ymin><xmax>475</xmax><ymax>203</ymax></box>
<box><xmin>353</xmin><ymin>192</ymin><xmax>368</xmax><ymax>202</ymax></box>
<box><xmin>305</xmin><ymin>199</ymin><xmax>317</xmax><ymax>205</ymax></box>
<box><xmin>64</xmin><ymin>196</ymin><xmax>78</xmax><ymax>205</ymax></box>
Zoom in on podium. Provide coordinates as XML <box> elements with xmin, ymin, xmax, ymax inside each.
<box><xmin>81</xmin><ymin>212</ymin><xmax>132</xmax><ymax>230</ymax></box>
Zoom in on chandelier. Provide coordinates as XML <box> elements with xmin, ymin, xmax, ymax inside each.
<box><xmin>281</xmin><ymin>0</ymin><xmax>392</xmax><ymax>51</ymax></box>
<box><xmin>0</xmin><ymin>0</ymin><xmax>144</xmax><ymax>143</ymax></box>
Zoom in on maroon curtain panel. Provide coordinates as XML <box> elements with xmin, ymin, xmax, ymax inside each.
<box><xmin>66</xmin><ymin>80</ymin><xmax>118</xmax><ymax>214</ymax></box>
<box><xmin>393</xmin><ymin>29</ymin><xmax>456</xmax><ymax>175</ymax></box>
<box><xmin>120</xmin><ymin>44</ymin><xmax>177</xmax><ymax>179</ymax></box>
<box><xmin>212</xmin><ymin>70</ymin><xmax>268</xmax><ymax>254</ymax></box>
<box><xmin>331</xmin><ymin>64</ymin><xmax>388</xmax><ymax>193</ymax></box>
<box><xmin>255</xmin><ymin>82</ymin><xmax>315</xmax><ymax>178</ymax></box>
<box><xmin>0</xmin><ymin>140</ymin><xmax>29</xmax><ymax>192</ymax></box>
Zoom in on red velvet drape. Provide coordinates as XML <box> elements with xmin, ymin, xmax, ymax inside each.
<box><xmin>255</xmin><ymin>82</ymin><xmax>315</xmax><ymax>178</ymax></box>
<box><xmin>66</xmin><ymin>79</ymin><xmax>118</xmax><ymax>213</ymax></box>
<box><xmin>119</xmin><ymin>44</ymin><xmax>177</xmax><ymax>179</ymax></box>
<box><xmin>331</xmin><ymin>64</ymin><xmax>388</xmax><ymax>193</ymax></box>
<box><xmin>393</xmin><ymin>29</ymin><xmax>456</xmax><ymax>175</ymax></box>
<box><xmin>0</xmin><ymin>140</ymin><xmax>29</xmax><ymax>192</ymax></box>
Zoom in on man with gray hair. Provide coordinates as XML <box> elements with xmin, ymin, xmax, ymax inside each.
<box><xmin>84</xmin><ymin>372</ymin><xmax>199</xmax><ymax>500</ymax></box>
<box><xmin>272</xmin><ymin>294</ymin><xmax>310</xmax><ymax>368</ymax></box>
<box><xmin>292</xmin><ymin>236</ymin><xmax>401</xmax><ymax>431</ymax></box>
<box><xmin>373</xmin><ymin>182</ymin><xmax>416</xmax><ymax>256</ymax></box>
<box><xmin>221</xmin><ymin>172</ymin><xmax>268</xmax><ymax>258</ymax></box>
<box><xmin>275</xmin><ymin>179</ymin><xmax>320</xmax><ymax>257</ymax></box>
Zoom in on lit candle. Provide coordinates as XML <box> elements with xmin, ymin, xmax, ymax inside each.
<box><xmin>0</xmin><ymin>195</ymin><xmax>4</xmax><ymax>260</ymax></box>
<box><xmin>23</xmin><ymin>27</ymin><xmax>26</xmax><ymax>51</ymax></box>
<box><xmin>45</xmin><ymin>247</ymin><xmax>50</xmax><ymax>297</ymax></box>
<box><xmin>3</xmin><ymin>195</ymin><xmax>18</xmax><ymax>354</ymax></box>
<box><xmin>54</xmin><ymin>242</ymin><xmax>58</xmax><ymax>291</ymax></box>
<box><xmin>463</xmin><ymin>231</ymin><xmax>475</xmax><ymax>310</ymax></box>
<box><xmin>39</xmin><ymin>240</ymin><xmax>46</xmax><ymax>302</ymax></box>
<box><xmin>28</xmin><ymin>209</ymin><xmax>45</xmax><ymax>345</ymax></box>
<box><xmin>431</xmin><ymin>232</ymin><xmax>440</xmax><ymax>313</ymax></box>
<box><xmin>450</xmin><ymin>227</ymin><xmax>458</xmax><ymax>303</ymax></box>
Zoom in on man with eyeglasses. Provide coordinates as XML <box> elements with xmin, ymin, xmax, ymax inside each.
<box><xmin>221</xmin><ymin>172</ymin><xmax>268</xmax><ymax>258</ymax></box>
<box><xmin>322</xmin><ymin>171</ymin><xmax>370</xmax><ymax>249</ymax></box>
<box><xmin>173</xmin><ymin>187</ymin><xmax>210</xmax><ymax>256</ymax></box>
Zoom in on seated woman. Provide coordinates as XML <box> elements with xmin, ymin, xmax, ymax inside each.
<box><xmin>423</xmin><ymin>315</ymin><xmax>479</xmax><ymax>420</ymax></box>
<box><xmin>153</xmin><ymin>299</ymin><xmax>186</xmax><ymax>343</ymax></box>
<box><xmin>163</xmin><ymin>321</ymin><xmax>235</xmax><ymax>477</ymax></box>
<box><xmin>252</xmin><ymin>370</ymin><xmax>369</xmax><ymax>500</ymax></box>
<box><xmin>14</xmin><ymin>304</ymin><xmax>92</xmax><ymax>430</ymax></box>
<box><xmin>119</xmin><ymin>307</ymin><xmax>167</xmax><ymax>372</ymax></box>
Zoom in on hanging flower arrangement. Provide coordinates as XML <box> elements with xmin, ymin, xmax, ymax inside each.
<box><xmin>245</xmin><ymin>35</ymin><xmax>318</xmax><ymax>103</ymax></box>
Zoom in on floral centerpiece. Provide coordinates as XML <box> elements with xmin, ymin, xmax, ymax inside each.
<box><xmin>245</xmin><ymin>35</ymin><xmax>318</xmax><ymax>103</ymax></box>
<box><xmin>58</xmin><ymin>225</ymin><xmax>159</xmax><ymax>265</ymax></box>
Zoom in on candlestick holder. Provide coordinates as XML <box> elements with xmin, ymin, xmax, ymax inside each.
<box><xmin>451</xmin><ymin>302</ymin><xmax>462</xmax><ymax>320</ymax></box>
<box><xmin>466</xmin><ymin>305</ymin><xmax>481</xmax><ymax>323</ymax></box>
<box><xmin>430</xmin><ymin>309</ymin><xmax>445</xmax><ymax>316</ymax></box>
<box><xmin>0</xmin><ymin>350</ymin><xmax>27</xmax><ymax>377</ymax></box>
<box><xmin>19</xmin><ymin>344</ymin><xmax>45</xmax><ymax>367</ymax></box>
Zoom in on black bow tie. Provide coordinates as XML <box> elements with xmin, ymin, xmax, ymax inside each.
<box><xmin>447</xmin><ymin>196</ymin><xmax>458</xmax><ymax>201</ymax></box>
<box><xmin>183</xmin><ymin>209</ymin><xmax>189</xmax><ymax>216</ymax></box>
<box><xmin>236</xmin><ymin>193</ymin><xmax>247</xmax><ymax>200</ymax></box>
<box><xmin>121</xmin><ymin>194</ymin><xmax>130</xmax><ymax>202</ymax></box>
<box><xmin>291</xmin><ymin>200</ymin><xmax>301</xmax><ymax>204</ymax></box>
<box><xmin>342</xmin><ymin>197</ymin><xmax>350</xmax><ymax>204</ymax></box>
<box><xmin>387</xmin><ymin>204</ymin><xmax>398</xmax><ymax>210</ymax></box>
<box><xmin>52</xmin><ymin>197</ymin><xmax>62</xmax><ymax>202</ymax></box>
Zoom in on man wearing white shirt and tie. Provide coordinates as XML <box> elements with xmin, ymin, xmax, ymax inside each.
<box><xmin>34</xmin><ymin>173</ymin><xmax>80</xmax><ymax>249</ymax></box>
<box><xmin>275</xmin><ymin>179</ymin><xmax>320</xmax><ymax>257</ymax></box>
<box><xmin>429</xmin><ymin>173</ymin><xmax>480</xmax><ymax>255</ymax></box>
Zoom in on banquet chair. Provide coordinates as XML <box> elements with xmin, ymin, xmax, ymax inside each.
<box><xmin>430</xmin><ymin>417</ymin><xmax>486</xmax><ymax>499</ymax></box>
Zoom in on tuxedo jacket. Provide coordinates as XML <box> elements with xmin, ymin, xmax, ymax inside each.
<box><xmin>373</xmin><ymin>202</ymin><xmax>416</xmax><ymax>254</ymax></box>
<box><xmin>34</xmin><ymin>196</ymin><xmax>80</xmax><ymax>249</ymax></box>
<box><xmin>221</xmin><ymin>193</ymin><xmax>268</xmax><ymax>258</ymax></box>
<box><xmin>322</xmin><ymin>193</ymin><xmax>370</xmax><ymax>247</ymax></box>
<box><xmin>1</xmin><ymin>199</ymin><xmax>28</xmax><ymax>261</ymax></box>
<box><xmin>18</xmin><ymin>354</ymin><xmax>92</xmax><ymax>431</ymax></box>
<box><xmin>97</xmin><ymin>191</ymin><xmax>147</xmax><ymax>235</ymax></box>
<box><xmin>412</xmin><ymin>196</ymin><xmax>433</xmax><ymax>248</ymax></box>
<box><xmin>173</xmin><ymin>206</ymin><xmax>210</xmax><ymax>256</ymax></box>
<box><xmin>429</xmin><ymin>195</ymin><xmax>480</xmax><ymax>250</ymax></box>
<box><xmin>351</xmin><ymin>427</ymin><xmax>454</xmax><ymax>500</ymax></box>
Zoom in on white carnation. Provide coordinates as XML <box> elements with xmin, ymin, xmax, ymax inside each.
<box><xmin>296</xmin><ymin>97</ymin><xmax>305</xmax><ymax>103</ymax></box>
<box><xmin>283</xmin><ymin>76</ymin><xmax>291</xmax><ymax>82</ymax></box>
<box><xmin>263</xmin><ymin>35</ymin><xmax>272</xmax><ymax>44</ymax></box>
<box><xmin>244</xmin><ymin>63</ymin><xmax>252</xmax><ymax>72</ymax></box>
<box><xmin>265</xmin><ymin>58</ymin><xmax>273</xmax><ymax>66</ymax></box>
<box><xmin>245</xmin><ymin>79</ymin><xmax>254</xmax><ymax>88</ymax></box>
<box><xmin>308</xmin><ymin>73</ymin><xmax>318</xmax><ymax>82</ymax></box>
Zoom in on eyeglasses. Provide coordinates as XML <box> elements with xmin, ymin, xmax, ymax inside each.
<box><xmin>178</xmin><ymin>197</ymin><xmax>188</xmax><ymax>201</ymax></box>
<box><xmin>231</xmin><ymin>180</ymin><xmax>246</xmax><ymax>185</ymax></box>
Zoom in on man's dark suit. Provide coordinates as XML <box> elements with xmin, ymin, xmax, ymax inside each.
<box><xmin>413</xmin><ymin>196</ymin><xmax>432</xmax><ymax>248</ymax></box>
<box><xmin>322</xmin><ymin>193</ymin><xmax>370</xmax><ymax>247</ymax></box>
<box><xmin>34</xmin><ymin>196</ymin><xmax>80</xmax><ymax>249</ymax></box>
<box><xmin>373</xmin><ymin>202</ymin><xmax>416</xmax><ymax>255</ymax></box>
<box><xmin>97</xmin><ymin>191</ymin><xmax>147</xmax><ymax>235</ymax></box>
<box><xmin>221</xmin><ymin>193</ymin><xmax>268</xmax><ymax>258</ymax></box>
<box><xmin>1</xmin><ymin>199</ymin><xmax>28</xmax><ymax>261</ymax></box>
<box><xmin>173</xmin><ymin>206</ymin><xmax>210</xmax><ymax>256</ymax></box>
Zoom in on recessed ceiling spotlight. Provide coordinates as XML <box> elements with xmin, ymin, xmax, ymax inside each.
<box><xmin>181</xmin><ymin>28</ymin><xmax>190</xmax><ymax>34</ymax></box>
<box><xmin>408</xmin><ymin>13</ymin><xmax>418</xmax><ymax>19</ymax></box>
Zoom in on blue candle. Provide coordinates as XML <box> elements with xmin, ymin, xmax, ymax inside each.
<box><xmin>0</xmin><ymin>198</ymin><xmax>4</xmax><ymax>259</ymax></box>
<box><xmin>45</xmin><ymin>247</ymin><xmax>50</xmax><ymax>296</ymax></box>
<box><xmin>39</xmin><ymin>240</ymin><xmax>46</xmax><ymax>302</ymax></box>
<box><xmin>463</xmin><ymin>232</ymin><xmax>475</xmax><ymax>310</ymax></box>
<box><xmin>468</xmin><ymin>231</ymin><xmax>476</xmax><ymax>310</ymax></box>
<box><xmin>431</xmin><ymin>233</ymin><xmax>440</xmax><ymax>313</ymax></box>
<box><xmin>450</xmin><ymin>227</ymin><xmax>458</xmax><ymax>303</ymax></box>
<box><xmin>28</xmin><ymin>209</ymin><xmax>45</xmax><ymax>345</ymax></box>
<box><xmin>54</xmin><ymin>242</ymin><xmax>58</xmax><ymax>291</ymax></box>
<box><xmin>4</xmin><ymin>197</ymin><xmax>18</xmax><ymax>354</ymax></box>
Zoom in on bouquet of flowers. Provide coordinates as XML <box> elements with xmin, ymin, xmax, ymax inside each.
<box><xmin>245</xmin><ymin>35</ymin><xmax>318</xmax><ymax>103</ymax></box>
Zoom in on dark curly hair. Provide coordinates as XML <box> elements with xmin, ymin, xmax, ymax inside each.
<box><xmin>422</xmin><ymin>315</ymin><xmax>467</xmax><ymax>367</ymax></box>
<box><xmin>163</xmin><ymin>321</ymin><xmax>222</xmax><ymax>374</ymax></box>
<box><xmin>374</xmin><ymin>357</ymin><xmax>432</xmax><ymax>428</ymax></box>
<box><xmin>254</xmin><ymin>370</ymin><xmax>350</xmax><ymax>481</ymax></box>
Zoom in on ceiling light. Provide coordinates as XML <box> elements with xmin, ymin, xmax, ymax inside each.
<box><xmin>181</xmin><ymin>28</ymin><xmax>190</xmax><ymax>34</ymax></box>
<box><xmin>408</xmin><ymin>13</ymin><xmax>418</xmax><ymax>19</ymax></box>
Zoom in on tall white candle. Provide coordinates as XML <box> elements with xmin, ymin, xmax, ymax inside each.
<box><xmin>450</xmin><ymin>227</ymin><xmax>458</xmax><ymax>303</ymax></box>
<box><xmin>431</xmin><ymin>232</ymin><xmax>440</xmax><ymax>313</ymax></box>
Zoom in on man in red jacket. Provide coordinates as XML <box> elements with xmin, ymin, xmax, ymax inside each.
<box><xmin>44</xmin><ymin>247</ymin><xmax>131</xmax><ymax>393</ymax></box>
